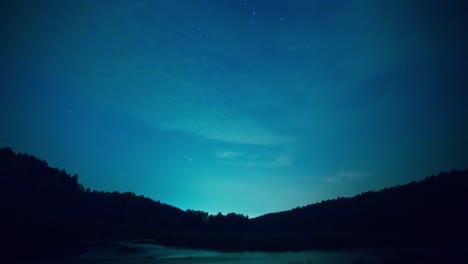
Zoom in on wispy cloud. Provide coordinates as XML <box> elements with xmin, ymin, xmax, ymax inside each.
<box><xmin>74</xmin><ymin>9</ymin><xmax>295</xmax><ymax>147</ymax></box>
<box><xmin>216</xmin><ymin>151</ymin><xmax>245</xmax><ymax>159</ymax></box>
<box><xmin>324</xmin><ymin>170</ymin><xmax>371</xmax><ymax>183</ymax></box>
<box><xmin>262</xmin><ymin>155</ymin><xmax>292</xmax><ymax>168</ymax></box>
<box><xmin>119</xmin><ymin>86</ymin><xmax>294</xmax><ymax>146</ymax></box>
<box><xmin>217</xmin><ymin>151</ymin><xmax>292</xmax><ymax>168</ymax></box>
<box><xmin>158</xmin><ymin>113</ymin><xmax>294</xmax><ymax>146</ymax></box>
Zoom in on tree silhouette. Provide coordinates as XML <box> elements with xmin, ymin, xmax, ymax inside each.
<box><xmin>1</xmin><ymin>147</ymin><xmax>467</xmax><ymax>259</ymax></box>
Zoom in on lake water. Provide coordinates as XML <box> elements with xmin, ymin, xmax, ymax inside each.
<box><xmin>34</xmin><ymin>241</ymin><xmax>464</xmax><ymax>264</ymax></box>
<box><xmin>58</xmin><ymin>242</ymin><xmax>393</xmax><ymax>264</ymax></box>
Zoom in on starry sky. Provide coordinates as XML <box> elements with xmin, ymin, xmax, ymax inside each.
<box><xmin>1</xmin><ymin>0</ymin><xmax>468</xmax><ymax>216</ymax></box>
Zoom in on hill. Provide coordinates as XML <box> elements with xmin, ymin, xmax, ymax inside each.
<box><xmin>1</xmin><ymin>147</ymin><xmax>467</xmax><ymax>258</ymax></box>
<box><xmin>250</xmin><ymin>169</ymin><xmax>468</xmax><ymax>248</ymax></box>
<box><xmin>0</xmin><ymin>147</ymin><xmax>247</xmax><ymax>258</ymax></box>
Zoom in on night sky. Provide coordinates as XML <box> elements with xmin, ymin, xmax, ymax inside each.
<box><xmin>1</xmin><ymin>0</ymin><xmax>468</xmax><ymax>216</ymax></box>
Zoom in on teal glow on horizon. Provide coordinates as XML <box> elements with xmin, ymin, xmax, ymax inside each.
<box><xmin>1</xmin><ymin>0</ymin><xmax>467</xmax><ymax>216</ymax></box>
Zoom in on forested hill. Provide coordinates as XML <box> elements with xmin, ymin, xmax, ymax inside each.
<box><xmin>0</xmin><ymin>147</ymin><xmax>248</xmax><ymax>258</ymax></box>
<box><xmin>252</xmin><ymin>168</ymin><xmax>468</xmax><ymax>235</ymax></box>
<box><xmin>1</xmin><ymin>146</ymin><xmax>467</xmax><ymax>258</ymax></box>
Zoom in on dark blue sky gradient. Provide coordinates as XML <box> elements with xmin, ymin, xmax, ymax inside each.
<box><xmin>1</xmin><ymin>0</ymin><xmax>468</xmax><ymax>216</ymax></box>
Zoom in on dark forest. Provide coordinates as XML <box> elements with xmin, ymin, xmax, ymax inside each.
<box><xmin>1</xmin><ymin>147</ymin><xmax>467</xmax><ymax>260</ymax></box>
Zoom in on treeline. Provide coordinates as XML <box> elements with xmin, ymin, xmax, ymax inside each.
<box><xmin>1</xmin><ymin>147</ymin><xmax>468</xmax><ymax>258</ymax></box>
<box><xmin>251</xmin><ymin>169</ymin><xmax>468</xmax><ymax>248</ymax></box>
<box><xmin>252</xmin><ymin>170</ymin><xmax>468</xmax><ymax>233</ymax></box>
<box><xmin>0</xmin><ymin>147</ymin><xmax>248</xmax><ymax>258</ymax></box>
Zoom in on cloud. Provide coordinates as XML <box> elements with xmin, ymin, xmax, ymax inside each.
<box><xmin>113</xmin><ymin>85</ymin><xmax>295</xmax><ymax>146</ymax></box>
<box><xmin>216</xmin><ymin>151</ymin><xmax>244</xmax><ymax>159</ymax></box>
<box><xmin>218</xmin><ymin>152</ymin><xmax>292</xmax><ymax>168</ymax></box>
<box><xmin>246</xmin><ymin>154</ymin><xmax>291</xmax><ymax>168</ymax></box>
<box><xmin>324</xmin><ymin>170</ymin><xmax>371</xmax><ymax>183</ymax></box>
<box><xmin>67</xmin><ymin>4</ymin><xmax>295</xmax><ymax>147</ymax></box>
<box><xmin>65</xmin><ymin>7</ymin><xmax>294</xmax><ymax>147</ymax></box>
<box><xmin>158</xmin><ymin>112</ymin><xmax>294</xmax><ymax>146</ymax></box>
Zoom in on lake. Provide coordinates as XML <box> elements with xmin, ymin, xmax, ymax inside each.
<box><xmin>54</xmin><ymin>242</ymin><xmax>402</xmax><ymax>264</ymax></box>
<box><xmin>26</xmin><ymin>241</ymin><xmax>463</xmax><ymax>264</ymax></box>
